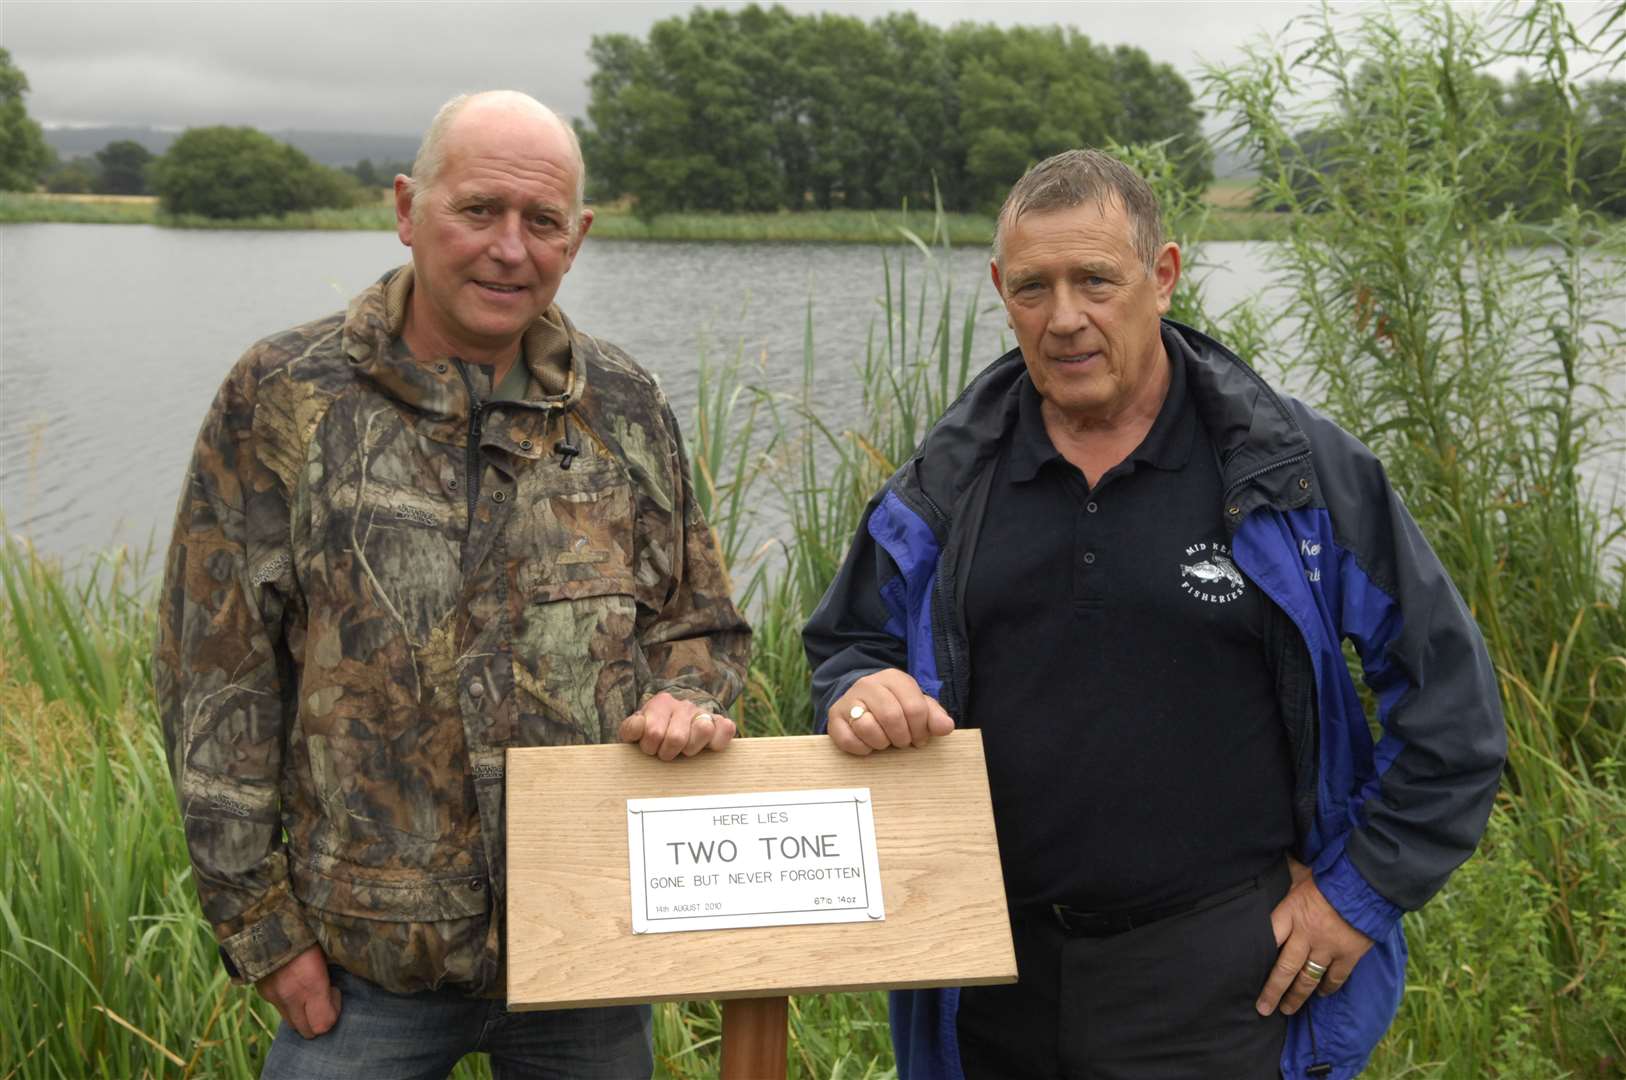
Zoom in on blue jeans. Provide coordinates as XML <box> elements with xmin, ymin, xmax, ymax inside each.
<box><xmin>261</xmin><ymin>967</ymin><xmax>653</xmax><ymax>1080</ymax></box>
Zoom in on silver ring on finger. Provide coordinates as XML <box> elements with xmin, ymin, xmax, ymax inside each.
<box><xmin>694</xmin><ymin>712</ymin><xmax>713</xmax><ymax>725</ymax></box>
<box><xmin>1302</xmin><ymin>959</ymin><xmax>1328</xmax><ymax>981</ymax></box>
<box><xmin>849</xmin><ymin>703</ymin><xmax>868</xmax><ymax>721</ymax></box>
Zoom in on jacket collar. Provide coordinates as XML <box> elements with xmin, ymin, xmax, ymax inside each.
<box><xmin>900</xmin><ymin>319</ymin><xmax>1312</xmax><ymax>527</ymax></box>
<box><xmin>1166</xmin><ymin>320</ymin><xmax>1313</xmax><ymax>519</ymax></box>
<box><xmin>339</xmin><ymin>265</ymin><xmax>587</xmax><ymax>422</ymax></box>
<box><xmin>1005</xmin><ymin>353</ymin><xmax>1196</xmax><ymax>484</ymax></box>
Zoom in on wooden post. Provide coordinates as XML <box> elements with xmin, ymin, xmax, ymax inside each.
<box><xmin>720</xmin><ymin>995</ymin><xmax>789</xmax><ymax>1080</ymax></box>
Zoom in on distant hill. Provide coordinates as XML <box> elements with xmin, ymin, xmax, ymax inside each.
<box><xmin>43</xmin><ymin>126</ymin><xmax>421</xmax><ymax>168</ymax></box>
<box><xmin>44</xmin><ymin>126</ymin><xmax>176</xmax><ymax>158</ymax></box>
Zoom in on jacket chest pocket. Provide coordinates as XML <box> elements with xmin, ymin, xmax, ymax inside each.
<box><xmin>305</xmin><ymin>426</ymin><xmax>463</xmax><ymax>646</ymax></box>
<box><xmin>506</xmin><ymin>450</ymin><xmax>640</xmax><ymax>745</ymax></box>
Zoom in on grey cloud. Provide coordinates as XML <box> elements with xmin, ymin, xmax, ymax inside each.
<box><xmin>5</xmin><ymin>0</ymin><xmax>1605</xmax><ymax>136</ymax></box>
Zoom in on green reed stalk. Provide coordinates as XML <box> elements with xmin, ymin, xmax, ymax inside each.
<box><xmin>1206</xmin><ymin>2</ymin><xmax>1626</xmax><ymax>1073</ymax></box>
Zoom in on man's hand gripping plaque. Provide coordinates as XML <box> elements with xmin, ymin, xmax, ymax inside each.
<box><xmin>828</xmin><ymin>669</ymin><xmax>955</xmax><ymax>755</ymax></box>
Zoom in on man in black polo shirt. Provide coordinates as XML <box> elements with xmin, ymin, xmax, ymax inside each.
<box><xmin>803</xmin><ymin>149</ymin><xmax>1504</xmax><ymax>1079</ymax></box>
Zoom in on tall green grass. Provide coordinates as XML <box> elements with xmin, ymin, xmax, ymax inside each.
<box><xmin>589</xmin><ymin>205</ymin><xmax>997</xmax><ymax>247</ymax></box>
<box><xmin>0</xmin><ymin>194</ymin><xmax>158</xmax><ymax>226</ymax></box>
<box><xmin>0</xmin><ymin>534</ymin><xmax>281</xmax><ymax>1078</ymax></box>
<box><xmin>0</xmin><ymin>193</ymin><xmax>398</xmax><ymax>231</ymax></box>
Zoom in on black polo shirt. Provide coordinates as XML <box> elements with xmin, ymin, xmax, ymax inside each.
<box><xmin>963</xmin><ymin>349</ymin><xmax>1296</xmax><ymax>915</ymax></box>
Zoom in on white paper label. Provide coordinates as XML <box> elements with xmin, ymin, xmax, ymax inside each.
<box><xmin>626</xmin><ymin>788</ymin><xmax>885</xmax><ymax>933</ymax></box>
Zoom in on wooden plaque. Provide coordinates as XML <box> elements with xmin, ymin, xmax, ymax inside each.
<box><xmin>506</xmin><ymin>732</ymin><xmax>1015</xmax><ymax>1009</ymax></box>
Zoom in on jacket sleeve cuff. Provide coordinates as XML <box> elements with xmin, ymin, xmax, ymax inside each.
<box><xmin>217</xmin><ymin>894</ymin><xmax>318</xmax><ymax>985</ymax></box>
<box><xmin>639</xmin><ymin>687</ymin><xmax>725</xmax><ymax>715</ymax></box>
<box><xmin>1316</xmin><ymin>850</ymin><xmax>1404</xmax><ymax>940</ymax></box>
<box><xmin>814</xmin><ymin>667</ymin><xmax>887</xmax><ymax>734</ymax></box>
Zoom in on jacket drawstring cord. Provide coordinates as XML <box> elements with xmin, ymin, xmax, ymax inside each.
<box><xmin>554</xmin><ymin>411</ymin><xmax>581</xmax><ymax>470</ymax></box>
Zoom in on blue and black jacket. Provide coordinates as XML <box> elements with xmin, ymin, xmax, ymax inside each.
<box><xmin>803</xmin><ymin>321</ymin><xmax>1505</xmax><ymax>1079</ymax></box>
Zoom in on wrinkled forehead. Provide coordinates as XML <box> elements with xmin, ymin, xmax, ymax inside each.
<box><xmin>439</xmin><ymin>154</ymin><xmax>580</xmax><ymax>207</ymax></box>
<box><xmin>1008</xmin><ymin>199</ymin><xmax>1139</xmax><ymax>254</ymax></box>
<box><xmin>1007</xmin><ymin>192</ymin><xmax>1138</xmax><ymax>243</ymax></box>
<box><xmin>997</xmin><ymin>193</ymin><xmax>1141</xmax><ymax>269</ymax></box>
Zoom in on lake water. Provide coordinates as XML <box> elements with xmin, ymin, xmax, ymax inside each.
<box><xmin>2</xmin><ymin>224</ymin><xmax>1614</xmax><ymax>576</ymax></box>
<box><xmin>0</xmin><ymin>223</ymin><xmax>1272</xmax><ymax>569</ymax></box>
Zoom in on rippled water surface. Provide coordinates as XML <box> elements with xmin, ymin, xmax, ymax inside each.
<box><xmin>2</xmin><ymin>224</ymin><xmax>1024</xmax><ymax>568</ymax></box>
<box><xmin>25</xmin><ymin>223</ymin><xmax>1568</xmax><ymax>575</ymax></box>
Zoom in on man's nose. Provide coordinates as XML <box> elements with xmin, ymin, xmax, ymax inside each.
<box><xmin>488</xmin><ymin>213</ymin><xmax>525</xmax><ymax>263</ymax></box>
<box><xmin>1047</xmin><ymin>285</ymin><xmax>1090</xmax><ymax>336</ymax></box>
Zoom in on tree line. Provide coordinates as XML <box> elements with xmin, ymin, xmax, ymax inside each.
<box><xmin>5</xmin><ymin>21</ymin><xmax>1622</xmax><ymax>223</ymax></box>
<box><xmin>1489</xmin><ymin>70</ymin><xmax>1625</xmax><ymax>218</ymax></box>
<box><xmin>579</xmin><ymin>5</ymin><xmax>1214</xmax><ymax>215</ymax></box>
<box><xmin>39</xmin><ymin>126</ymin><xmax>371</xmax><ymax>216</ymax></box>
<box><xmin>39</xmin><ymin>138</ymin><xmax>409</xmax><ymax>202</ymax></box>
<box><xmin>1266</xmin><ymin>64</ymin><xmax>1626</xmax><ymax>220</ymax></box>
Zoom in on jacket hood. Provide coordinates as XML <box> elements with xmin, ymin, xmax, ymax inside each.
<box><xmin>339</xmin><ymin>265</ymin><xmax>587</xmax><ymax>421</ymax></box>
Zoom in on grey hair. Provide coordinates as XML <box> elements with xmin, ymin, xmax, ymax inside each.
<box><xmin>992</xmin><ymin>149</ymin><xmax>1164</xmax><ymax>274</ymax></box>
<box><xmin>405</xmin><ymin>91</ymin><xmax>587</xmax><ymax>231</ymax></box>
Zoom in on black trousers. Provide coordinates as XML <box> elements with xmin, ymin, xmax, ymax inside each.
<box><xmin>958</xmin><ymin>861</ymin><xmax>1291</xmax><ymax>1080</ymax></box>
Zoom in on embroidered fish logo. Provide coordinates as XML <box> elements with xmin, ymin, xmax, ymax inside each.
<box><xmin>1181</xmin><ymin>554</ymin><xmax>1245</xmax><ymax>590</ymax></box>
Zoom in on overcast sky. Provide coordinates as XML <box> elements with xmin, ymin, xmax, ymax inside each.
<box><xmin>4</xmin><ymin>1</ymin><xmax>1613</xmax><ymax>136</ymax></box>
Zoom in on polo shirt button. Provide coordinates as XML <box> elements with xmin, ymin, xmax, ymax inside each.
<box><xmin>469</xmin><ymin>681</ymin><xmax>485</xmax><ymax>699</ymax></box>
<box><xmin>1083</xmin><ymin>552</ymin><xmax>1096</xmax><ymax>565</ymax></box>
<box><xmin>1086</xmin><ymin>501</ymin><xmax>1099</xmax><ymax>513</ymax></box>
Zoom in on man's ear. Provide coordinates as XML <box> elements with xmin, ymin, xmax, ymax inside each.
<box><xmin>1153</xmin><ymin>241</ymin><xmax>1182</xmax><ymax>315</ymax></box>
<box><xmin>571</xmin><ymin>207</ymin><xmax>595</xmax><ymax>254</ymax></box>
<box><xmin>393</xmin><ymin>175</ymin><xmax>415</xmax><ymax>247</ymax></box>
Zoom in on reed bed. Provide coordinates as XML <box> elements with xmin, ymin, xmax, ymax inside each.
<box><xmin>0</xmin><ymin>193</ymin><xmax>398</xmax><ymax>230</ymax></box>
<box><xmin>0</xmin><ymin>193</ymin><xmax>158</xmax><ymax>226</ymax></box>
<box><xmin>1204</xmin><ymin>4</ymin><xmax>1626</xmax><ymax>1074</ymax></box>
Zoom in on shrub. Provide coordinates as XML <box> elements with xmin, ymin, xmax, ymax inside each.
<box><xmin>150</xmin><ymin>126</ymin><xmax>362</xmax><ymax>219</ymax></box>
<box><xmin>43</xmin><ymin>159</ymin><xmax>99</xmax><ymax>194</ymax></box>
<box><xmin>94</xmin><ymin>139</ymin><xmax>154</xmax><ymax>196</ymax></box>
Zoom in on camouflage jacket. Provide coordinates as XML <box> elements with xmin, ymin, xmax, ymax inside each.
<box><xmin>155</xmin><ymin>267</ymin><xmax>750</xmax><ymax>994</ymax></box>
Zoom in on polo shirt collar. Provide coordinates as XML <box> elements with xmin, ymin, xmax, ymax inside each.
<box><xmin>1007</xmin><ymin>349</ymin><xmax>1196</xmax><ymax>484</ymax></box>
<box><xmin>1129</xmin><ymin>344</ymin><xmax>1196</xmax><ymax>472</ymax></box>
<box><xmin>1007</xmin><ymin>374</ymin><xmax>1060</xmax><ymax>484</ymax></box>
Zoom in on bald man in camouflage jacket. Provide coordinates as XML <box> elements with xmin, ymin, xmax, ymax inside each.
<box><xmin>155</xmin><ymin>92</ymin><xmax>748</xmax><ymax>1078</ymax></box>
